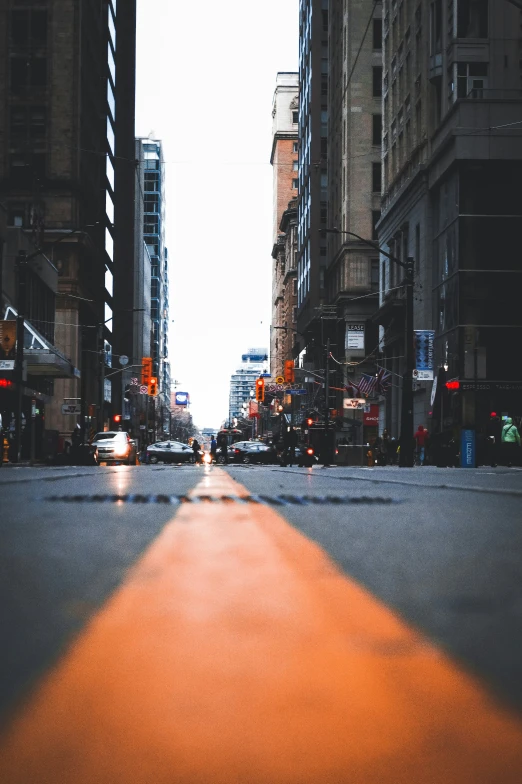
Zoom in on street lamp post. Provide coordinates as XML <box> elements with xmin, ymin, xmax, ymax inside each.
<box><xmin>323</xmin><ymin>228</ymin><xmax>415</xmax><ymax>468</ymax></box>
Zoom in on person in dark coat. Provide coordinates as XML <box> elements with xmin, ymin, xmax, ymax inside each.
<box><xmin>210</xmin><ymin>435</ymin><xmax>217</xmax><ymax>463</ymax></box>
<box><xmin>485</xmin><ymin>414</ymin><xmax>502</xmax><ymax>467</ymax></box>
<box><xmin>192</xmin><ymin>438</ymin><xmax>202</xmax><ymax>464</ymax></box>
<box><xmin>282</xmin><ymin>426</ymin><xmax>298</xmax><ymax>467</ymax></box>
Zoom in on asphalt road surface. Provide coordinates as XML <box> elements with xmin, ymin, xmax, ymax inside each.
<box><xmin>0</xmin><ymin>462</ymin><xmax>521</xmax><ymax>782</ymax></box>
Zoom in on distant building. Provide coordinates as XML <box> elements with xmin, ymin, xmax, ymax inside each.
<box><xmin>270</xmin><ymin>73</ymin><xmax>299</xmax><ymax>378</ymax></box>
<box><xmin>228</xmin><ymin>348</ymin><xmax>268</xmax><ymax>424</ymax></box>
<box><xmin>135</xmin><ymin>138</ymin><xmax>171</xmax><ymax>438</ymax></box>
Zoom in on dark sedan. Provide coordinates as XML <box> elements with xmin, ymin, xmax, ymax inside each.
<box><xmin>216</xmin><ymin>441</ymin><xmax>277</xmax><ymax>464</ymax></box>
<box><xmin>146</xmin><ymin>441</ymin><xmax>195</xmax><ymax>464</ymax></box>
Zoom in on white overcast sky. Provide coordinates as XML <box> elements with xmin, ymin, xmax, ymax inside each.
<box><xmin>135</xmin><ymin>0</ymin><xmax>298</xmax><ymax>430</ymax></box>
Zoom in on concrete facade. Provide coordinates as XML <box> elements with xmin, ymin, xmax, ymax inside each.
<box><xmin>270</xmin><ymin>73</ymin><xmax>299</xmax><ymax>378</ymax></box>
<box><xmin>376</xmin><ymin>0</ymin><xmax>522</xmax><ymax>440</ymax></box>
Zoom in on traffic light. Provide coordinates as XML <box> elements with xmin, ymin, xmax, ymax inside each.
<box><xmin>141</xmin><ymin>357</ymin><xmax>153</xmax><ymax>386</ymax></box>
<box><xmin>113</xmin><ymin>414</ymin><xmax>122</xmax><ymax>424</ymax></box>
<box><xmin>255</xmin><ymin>377</ymin><xmax>264</xmax><ymax>402</ymax></box>
<box><xmin>148</xmin><ymin>376</ymin><xmax>158</xmax><ymax>396</ymax></box>
<box><xmin>306</xmin><ymin>417</ymin><xmax>314</xmax><ymax>427</ymax></box>
<box><xmin>284</xmin><ymin>360</ymin><xmax>295</xmax><ymax>383</ymax></box>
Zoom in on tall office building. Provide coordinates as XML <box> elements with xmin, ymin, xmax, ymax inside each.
<box><xmin>0</xmin><ymin>0</ymin><xmax>137</xmax><ymax>437</ymax></box>
<box><xmin>375</xmin><ymin>0</ymin><xmax>522</xmax><ymax>436</ymax></box>
<box><xmin>228</xmin><ymin>348</ymin><xmax>268</xmax><ymax>424</ymax></box>
<box><xmin>135</xmin><ymin>138</ymin><xmax>170</xmax><ymax>433</ymax></box>
<box><xmin>270</xmin><ymin>72</ymin><xmax>299</xmax><ymax>379</ymax></box>
<box><xmin>296</xmin><ymin>0</ymin><xmax>329</xmax><ymax>371</ymax></box>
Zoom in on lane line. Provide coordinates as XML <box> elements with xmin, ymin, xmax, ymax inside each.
<box><xmin>0</xmin><ymin>467</ymin><xmax>521</xmax><ymax>783</ymax></box>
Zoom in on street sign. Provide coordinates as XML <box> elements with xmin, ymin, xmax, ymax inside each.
<box><xmin>119</xmin><ymin>355</ymin><xmax>129</xmax><ymax>366</ymax></box>
<box><xmin>275</xmin><ymin>376</ymin><xmax>285</xmax><ymax>384</ymax></box>
<box><xmin>287</xmin><ymin>389</ymin><xmax>307</xmax><ymax>395</ymax></box>
<box><xmin>139</xmin><ymin>385</ymin><xmax>148</xmax><ymax>395</ymax></box>
<box><xmin>61</xmin><ymin>403</ymin><xmax>81</xmax><ymax>415</ymax></box>
<box><xmin>0</xmin><ymin>360</ymin><xmax>15</xmax><ymax>370</ymax></box>
<box><xmin>343</xmin><ymin>398</ymin><xmax>366</xmax><ymax>410</ymax></box>
<box><xmin>175</xmin><ymin>391</ymin><xmax>189</xmax><ymax>406</ymax></box>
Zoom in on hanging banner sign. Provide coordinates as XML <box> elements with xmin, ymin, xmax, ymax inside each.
<box><xmin>345</xmin><ymin>324</ymin><xmax>365</xmax><ymax>350</ymax></box>
<box><xmin>414</xmin><ymin>330</ymin><xmax>435</xmax><ymax>380</ymax></box>
<box><xmin>0</xmin><ymin>321</ymin><xmax>16</xmax><ymax>356</ymax></box>
<box><xmin>343</xmin><ymin>397</ymin><xmax>366</xmax><ymax>409</ymax></box>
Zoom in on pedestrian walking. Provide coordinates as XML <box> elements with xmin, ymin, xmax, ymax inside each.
<box><xmin>501</xmin><ymin>417</ymin><xmax>521</xmax><ymax>467</ymax></box>
<box><xmin>485</xmin><ymin>414</ymin><xmax>502</xmax><ymax>467</ymax></box>
<box><xmin>210</xmin><ymin>435</ymin><xmax>217</xmax><ymax>464</ymax></box>
<box><xmin>282</xmin><ymin>426</ymin><xmax>298</xmax><ymax>467</ymax></box>
<box><xmin>217</xmin><ymin>432</ymin><xmax>228</xmax><ymax>464</ymax></box>
<box><xmin>414</xmin><ymin>425</ymin><xmax>429</xmax><ymax>466</ymax></box>
<box><xmin>192</xmin><ymin>438</ymin><xmax>202</xmax><ymax>465</ymax></box>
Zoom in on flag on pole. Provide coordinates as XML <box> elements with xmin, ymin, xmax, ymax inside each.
<box><xmin>376</xmin><ymin>367</ymin><xmax>392</xmax><ymax>394</ymax></box>
<box><xmin>356</xmin><ymin>373</ymin><xmax>378</xmax><ymax>396</ymax></box>
<box><xmin>345</xmin><ymin>378</ymin><xmax>360</xmax><ymax>394</ymax></box>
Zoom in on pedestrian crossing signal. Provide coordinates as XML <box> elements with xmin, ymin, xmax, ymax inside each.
<box><xmin>255</xmin><ymin>378</ymin><xmax>265</xmax><ymax>402</ymax></box>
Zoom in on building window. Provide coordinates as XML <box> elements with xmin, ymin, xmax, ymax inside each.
<box><xmin>372</xmin><ymin>114</ymin><xmax>382</xmax><ymax>145</ymax></box>
<box><xmin>372</xmin><ymin>66</ymin><xmax>383</xmax><ymax>97</ymax></box>
<box><xmin>372</xmin><ymin>162</ymin><xmax>382</xmax><ymax>193</ymax></box>
<box><xmin>292</xmin><ymin>111</ymin><xmax>298</xmax><ymax>124</ymax></box>
<box><xmin>293</xmin><ymin>161</ymin><xmax>299</xmax><ymax>170</ymax></box>
<box><xmin>292</xmin><ymin>178</ymin><xmax>298</xmax><ymax>189</ymax></box>
<box><xmin>457</xmin><ymin>0</ymin><xmax>488</xmax><ymax>38</ymax></box>
<box><xmin>10</xmin><ymin>10</ymin><xmax>48</xmax><ymax>48</ymax></box>
<box><xmin>372</xmin><ymin>211</ymin><xmax>380</xmax><ymax>240</ymax></box>
<box><xmin>373</xmin><ymin>18</ymin><xmax>382</xmax><ymax>49</ymax></box>
<box><xmin>10</xmin><ymin>57</ymin><xmax>47</xmax><ymax>91</ymax></box>
<box><xmin>293</xmin><ymin>142</ymin><xmax>298</xmax><ymax>153</ymax></box>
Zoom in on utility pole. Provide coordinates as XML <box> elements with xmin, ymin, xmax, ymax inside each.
<box><xmin>323</xmin><ymin>338</ymin><xmax>331</xmax><ymax>466</ymax></box>
<box><xmin>14</xmin><ymin>250</ymin><xmax>28</xmax><ymax>463</ymax></box>
<box><xmin>399</xmin><ymin>257</ymin><xmax>414</xmax><ymax>467</ymax></box>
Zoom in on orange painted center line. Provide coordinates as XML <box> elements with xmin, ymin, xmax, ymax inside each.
<box><xmin>1</xmin><ymin>467</ymin><xmax>521</xmax><ymax>783</ymax></box>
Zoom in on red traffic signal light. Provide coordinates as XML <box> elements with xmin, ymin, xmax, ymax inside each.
<box><xmin>0</xmin><ymin>379</ymin><xmax>13</xmax><ymax>388</ymax></box>
<box><xmin>255</xmin><ymin>377</ymin><xmax>265</xmax><ymax>402</ymax></box>
<box><xmin>445</xmin><ymin>380</ymin><xmax>460</xmax><ymax>390</ymax></box>
<box><xmin>306</xmin><ymin>417</ymin><xmax>314</xmax><ymax>427</ymax></box>
<box><xmin>113</xmin><ymin>414</ymin><xmax>122</xmax><ymax>423</ymax></box>
<box><xmin>148</xmin><ymin>376</ymin><xmax>158</xmax><ymax>396</ymax></box>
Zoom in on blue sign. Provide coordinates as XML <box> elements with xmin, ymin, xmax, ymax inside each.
<box><xmin>287</xmin><ymin>389</ymin><xmax>307</xmax><ymax>395</ymax></box>
<box><xmin>414</xmin><ymin>330</ymin><xmax>435</xmax><ymax>379</ymax></box>
<box><xmin>460</xmin><ymin>429</ymin><xmax>476</xmax><ymax>468</ymax></box>
<box><xmin>175</xmin><ymin>391</ymin><xmax>190</xmax><ymax>406</ymax></box>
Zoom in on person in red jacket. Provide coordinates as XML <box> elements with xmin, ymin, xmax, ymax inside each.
<box><xmin>414</xmin><ymin>425</ymin><xmax>429</xmax><ymax>466</ymax></box>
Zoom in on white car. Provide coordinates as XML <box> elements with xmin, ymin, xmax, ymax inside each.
<box><xmin>92</xmin><ymin>431</ymin><xmax>137</xmax><ymax>465</ymax></box>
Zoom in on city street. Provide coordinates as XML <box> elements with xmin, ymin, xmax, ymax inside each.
<box><xmin>0</xmin><ymin>463</ymin><xmax>521</xmax><ymax>782</ymax></box>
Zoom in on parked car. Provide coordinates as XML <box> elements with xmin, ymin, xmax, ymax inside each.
<box><xmin>223</xmin><ymin>441</ymin><xmax>277</xmax><ymax>464</ymax></box>
<box><xmin>92</xmin><ymin>431</ymin><xmax>137</xmax><ymax>465</ymax></box>
<box><xmin>146</xmin><ymin>440</ymin><xmax>195</xmax><ymax>464</ymax></box>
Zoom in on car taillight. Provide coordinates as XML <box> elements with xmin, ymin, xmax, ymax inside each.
<box><xmin>234</xmin><ymin>449</ymin><xmax>240</xmax><ymax>454</ymax></box>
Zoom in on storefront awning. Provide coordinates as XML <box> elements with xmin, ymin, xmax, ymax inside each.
<box><xmin>3</xmin><ymin>306</ymin><xmax>80</xmax><ymax>379</ymax></box>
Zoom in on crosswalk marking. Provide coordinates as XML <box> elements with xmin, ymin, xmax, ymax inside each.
<box><xmin>0</xmin><ymin>467</ymin><xmax>521</xmax><ymax>783</ymax></box>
